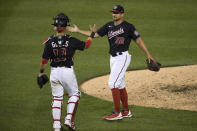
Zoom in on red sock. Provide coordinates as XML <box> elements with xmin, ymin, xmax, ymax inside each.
<box><xmin>111</xmin><ymin>88</ymin><xmax>120</xmax><ymax>113</ymax></box>
<box><xmin>119</xmin><ymin>88</ymin><xmax>129</xmax><ymax>111</ymax></box>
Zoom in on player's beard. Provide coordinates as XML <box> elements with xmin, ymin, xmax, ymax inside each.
<box><xmin>113</xmin><ymin>16</ymin><xmax>122</xmax><ymax>22</ymax></box>
<box><xmin>113</xmin><ymin>17</ymin><xmax>121</xmax><ymax>22</ymax></box>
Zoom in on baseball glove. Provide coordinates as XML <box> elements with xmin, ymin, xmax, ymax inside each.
<box><xmin>37</xmin><ymin>74</ymin><xmax>49</xmax><ymax>89</ymax></box>
<box><xmin>146</xmin><ymin>59</ymin><xmax>161</xmax><ymax>72</ymax></box>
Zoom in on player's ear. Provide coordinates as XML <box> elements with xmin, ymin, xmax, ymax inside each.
<box><xmin>53</xmin><ymin>26</ymin><xmax>57</xmax><ymax>31</ymax></box>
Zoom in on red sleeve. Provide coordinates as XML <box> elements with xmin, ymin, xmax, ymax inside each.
<box><xmin>43</xmin><ymin>37</ymin><xmax>49</xmax><ymax>44</ymax></box>
<box><xmin>85</xmin><ymin>39</ymin><xmax>92</xmax><ymax>49</ymax></box>
<box><xmin>41</xmin><ymin>58</ymin><xmax>48</xmax><ymax>64</ymax></box>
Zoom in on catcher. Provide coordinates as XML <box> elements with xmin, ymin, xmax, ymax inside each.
<box><xmin>37</xmin><ymin>13</ymin><xmax>93</xmax><ymax>131</ymax></box>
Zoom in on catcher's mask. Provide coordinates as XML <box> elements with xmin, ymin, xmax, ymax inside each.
<box><xmin>52</xmin><ymin>13</ymin><xmax>70</xmax><ymax>27</ymax></box>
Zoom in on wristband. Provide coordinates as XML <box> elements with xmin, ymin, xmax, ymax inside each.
<box><xmin>40</xmin><ymin>69</ymin><xmax>44</xmax><ymax>73</ymax></box>
<box><xmin>90</xmin><ymin>32</ymin><xmax>95</xmax><ymax>38</ymax></box>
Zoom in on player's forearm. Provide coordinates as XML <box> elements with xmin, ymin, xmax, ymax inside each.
<box><xmin>94</xmin><ymin>33</ymin><xmax>100</xmax><ymax>38</ymax></box>
<box><xmin>136</xmin><ymin>37</ymin><xmax>152</xmax><ymax>58</ymax></box>
<box><xmin>78</xmin><ymin>29</ymin><xmax>91</xmax><ymax>36</ymax></box>
<box><xmin>78</xmin><ymin>29</ymin><xmax>100</xmax><ymax>38</ymax></box>
<box><xmin>40</xmin><ymin>63</ymin><xmax>47</xmax><ymax>70</ymax></box>
<box><xmin>39</xmin><ymin>63</ymin><xmax>47</xmax><ymax>77</ymax></box>
<box><xmin>39</xmin><ymin>58</ymin><xmax>48</xmax><ymax>75</ymax></box>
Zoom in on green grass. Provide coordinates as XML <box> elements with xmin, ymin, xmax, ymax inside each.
<box><xmin>0</xmin><ymin>0</ymin><xmax>197</xmax><ymax>130</ymax></box>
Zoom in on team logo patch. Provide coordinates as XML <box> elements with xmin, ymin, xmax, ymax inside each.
<box><xmin>134</xmin><ymin>30</ymin><xmax>139</xmax><ymax>36</ymax></box>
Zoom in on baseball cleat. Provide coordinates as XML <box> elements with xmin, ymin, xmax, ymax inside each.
<box><xmin>54</xmin><ymin>128</ymin><xmax>61</xmax><ymax>131</ymax></box>
<box><xmin>64</xmin><ymin>119</ymin><xmax>76</xmax><ymax>130</ymax></box>
<box><xmin>121</xmin><ymin>109</ymin><xmax>132</xmax><ymax>118</ymax></box>
<box><xmin>104</xmin><ymin>111</ymin><xmax>123</xmax><ymax>120</ymax></box>
<box><xmin>53</xmin><ymin>122</ymin><xmax>61</xmax><ymax>131</ymax></box>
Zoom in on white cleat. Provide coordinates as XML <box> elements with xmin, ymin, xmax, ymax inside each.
<box><xmin>64</xmin><ymin>119</ymin><xmax>76</xmax><ymax>130</ymax></box>
<box><xmin>122</xmin><ymin>109</ymin><xmax>132</xmax><ymax>118</ymax></box>
<box><xmin>54</xmin><ymin>128</ymin><xmax>61</xmax><ymax>131</ymax></box>
<box><xmin>104</xmin><ymin>112</ymin><xmax>123</xmax><ymax>120</ymax></box>
<box><xmin>53</xmin><ymin>122</ymin><xmax>61</xmax><ymax>131</ymax></box>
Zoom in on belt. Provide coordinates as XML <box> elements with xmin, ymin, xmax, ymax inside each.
<box><xmin>52</xmin><ymin>65</ymin><xmax>71</xmax><ymax>68</ymax></box>
<box><xmin>111</xmin><ymin>52</ymin><xmax>123</xmax><ymax>57</ymax></box>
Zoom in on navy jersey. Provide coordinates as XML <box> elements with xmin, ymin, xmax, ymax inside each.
<box><xmin>97</xmin><ymin>21</ymin><xmax>140</xmax><ymax>55</ymax></box>
<box><xmin>42</xmin><ymin>35</ymin><xmax>85</xmax><ymax>67</ymax></box>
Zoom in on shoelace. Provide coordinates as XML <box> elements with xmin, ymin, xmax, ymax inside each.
<box><xmin>71</xmin><ymin>122</ymin><xmax>76</xmax><ymax>129</ymax></box>
<box><xmin>108</xmin><ymin>111</ymin><xmax>116</xmax><ymax>116</ymax></box>
<box><xmin>121</xmin><ymin>109</ymin><xmax>126</xmax><ymax>113</ymax></box>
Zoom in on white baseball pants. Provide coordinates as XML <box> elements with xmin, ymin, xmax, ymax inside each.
<box><xmin>50</xmin><ymin>67</ymin><xmax>81</xmax><ymax>129</ymax></box>
<box><xmin>108</xmin><ymin>51</ymin><xmax>131</xmax><ymax>89</ymax></box>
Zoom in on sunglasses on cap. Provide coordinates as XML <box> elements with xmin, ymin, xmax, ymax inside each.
<box><xmin>112</xmin><ymin>10</ymin><xmax>121</xmax><ymax>14</ymax></box>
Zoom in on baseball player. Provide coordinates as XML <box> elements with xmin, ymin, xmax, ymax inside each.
<box><xmin>38</xmin><ymin>13</ymin><xmax>93</xmax><ymax>131</ymax></box>
<box><xmin>67</xmin><ymin>5</ymin><xmax>156</xmax><ymax>120</ymax></box>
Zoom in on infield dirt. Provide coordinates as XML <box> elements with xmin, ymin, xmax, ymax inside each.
<box><xmin>81</xmin><ymin>65</ymin><xmax>197</xmax><ymax>111</ymax></box>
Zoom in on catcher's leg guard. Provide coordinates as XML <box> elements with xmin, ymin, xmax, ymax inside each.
<box><xmin>52</xmin><ymin>95</ymin><xmax>63</xmax><ymax>129</ymax></box>
<box><xmin>50</xmin><ymin>81</ymin><xmax>64</xmax><ymax>129</ymax></box>
<box><xmin>65</xmin><ymin>91</ymin><xmax>81</xmax><ymax>122</ymax></box>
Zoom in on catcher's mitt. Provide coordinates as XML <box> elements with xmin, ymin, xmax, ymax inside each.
<box><xmin>146</xmin><ymin>59</ymin><xmax>161</xmax><ymax>72</ymax></box>
<box><xmin>37</xmin><ymin>74</ymin><xmax>49</xmax><ymax>89</ymax></box>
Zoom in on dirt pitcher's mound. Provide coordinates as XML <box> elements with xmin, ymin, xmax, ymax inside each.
<box><xmin>81</xmin><ymin>65</ymin><xmax>197</xmax><ymax>111</ymax></box>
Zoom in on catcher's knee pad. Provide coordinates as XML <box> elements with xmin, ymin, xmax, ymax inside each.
<box><xmin>68</xmin><ymin>91</ymin><xmax>81</xmax><ymax>104</ymax></box>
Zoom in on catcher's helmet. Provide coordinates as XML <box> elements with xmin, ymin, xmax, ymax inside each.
<box><xmin>52</xmin><ymin>13</ymin><xmax>70</xmax><ymax>27</ymax></box>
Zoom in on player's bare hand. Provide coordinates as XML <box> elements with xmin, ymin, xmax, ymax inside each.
<box><xmin>147</xmin><ymin>55</ymin><xmax>156</xmax><ymax>64</ymax></box>
<box><xmin>38</xmin><ymin>73</ymin><xmax>45</xmax><ymax>77</ymax></box>
<box><xmin>89</xmin><ymin>24</ymin><xmax>97</xmax><ymax>32</ymax></box>
<box><xmin>67</xmin><ymin>24</ymin><xmax>79</xmax><ymax>32</ymax></box>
